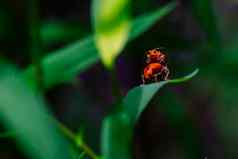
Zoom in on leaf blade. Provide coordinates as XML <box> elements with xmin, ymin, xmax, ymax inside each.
<box><xmin>101</xmin><ymin>113</ymin><xmax>132</xmax><ymax>159</ymax></box>
<box><xmin>123</xmin><ymin>69</ymin><xmax>199</xmax><ymax>124</ymax></box>
<box><xmin>101</xmin><ymin>69</ymin><xmax>199</xmax><ymax>159</ymax></box>
<box><xmin>130</xmin><ymin>1</ymin><xmax>176</xmax><ymax>39</ymax></box>
<box><xmin>191</xmin><ymin>0</ymin><xmax>222</xmax><ymax>63</ymax></box>
<box><xmin>92</xmin><ymin>0</ymin><xmax>131</xmax><ymax>68</ymax></box>
<box><xmin>0</xmin><ymin>62</ymin><xmax>71</xmax><ymax>159</ymax></box>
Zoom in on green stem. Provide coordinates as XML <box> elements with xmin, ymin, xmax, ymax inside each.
<box><xmin>78</xmin><ymin>152</ymin><xmax>86</xmax><ymax>159</ymax></box>
<box><xmin>27</xmin><ymin>0</ymin><xmax>44</xmax><ymax>90</ymax></box>
<box><xmin>55</xmin><ymin>120</ymin><xmax>99</xmax><ymax>159</ymax></box>
<box><xmin>0</xmin><ymin>119</ymin><xmax>99</xmax><ymax>159</ymax></box>
<box><xmin>109</xmin><ymin>63</ymin><xmax>122</xmax><ymax>100</ymax></box>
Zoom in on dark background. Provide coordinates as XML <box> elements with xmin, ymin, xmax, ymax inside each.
<box><xmin>0</xmin><ymin>0</ymin><xmax>238</xmax><ymax>159</ymax></box>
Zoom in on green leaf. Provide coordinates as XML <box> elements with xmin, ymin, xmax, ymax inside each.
<box><xmin>92</xmin><ymin>0</ymin><xmax>131</xmax><ymax>68</ymax></box>
<box><xmin>101</xmin><ymin>113</ymin><xmax>132</xmax><ymax>159</ymax></box>
<box><xmin>101</xmin><ymin>69</ymin><xmax>199</xmax><ymax>159</ymax></box>
<box><xmin>123</xmin><ymin>69</ymin><xmax>199</xmax><ymax>125</ymax></box>
<box><xmin>78</xmin><ymin>152</ymin><xmax>86</xmax><ymax>159</ymax></box>
<box><xmin>0</xmin><ymin>62</ymin><xmax>71</xmax><ymax>159</ymax></box>
<box><xmin>40</xmin><ymin>21</ymin><xmax>88</xmax><ymax>45</ymax></box>
<box><xmin>0</xmin><ymin>131</ymin><xmax>15</xmax><ymax>138</ymax></box>
<box><xmin>191</xmin><ymin>0</ymin><xmax>222</xmax><ymax>60</ymax></box>
<box><xmin>221</xmin><ymin>39</ymin><xmax>238</xmax><ymax>67</ymax></box>
<box><xmin>24</xmin><ymin>36</ymin><xmax>99</xmax><ymax>89</ymax></box>
<box><xmin>191</xmin><ymin>0</ymin><xmax>220</xmax><ymax>42</ymax></box>
<box><xmin>130</xmin><ymin>1</ymin><xmax>176</xmax><ymax>39</ymax></box>
<box><xmin>24</xmin><ymin>2</ymin><xmax>176</xmax><ymax>89</ymax></box>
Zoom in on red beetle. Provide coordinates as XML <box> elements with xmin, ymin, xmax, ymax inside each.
<box><xmin>142</xmin><ymin>48</ymin><xmax>170</xmax><ymax>84</ymax></box>
<box><xmin>146</xmin><ymin>48</ymin><xmax>166</xmax><ymax>65</ymax></box>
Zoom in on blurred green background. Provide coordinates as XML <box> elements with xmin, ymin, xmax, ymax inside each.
<box><xmin>0</xmin><ymin>0</ymin><xmax>238</xmax><ymax>159</ymax></box>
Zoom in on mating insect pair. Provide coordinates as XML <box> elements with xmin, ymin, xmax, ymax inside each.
<box><xmin>142</xmin><ymin>48</ymin><xmax>170</xmax><ymax>84</ymax></box>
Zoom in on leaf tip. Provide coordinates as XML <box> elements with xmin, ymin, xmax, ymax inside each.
<box><xmin>169</xmin><ymin>68</ymin><xmax>200</xmax><ymax>83</ymax></box>
<box><xmin>163</xmin><ymin>1</ymin><xmax>177</xmax><ymax>12</ymax></box>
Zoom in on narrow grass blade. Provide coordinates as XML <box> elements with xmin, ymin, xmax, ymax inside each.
<box><xmin>0</xmin><ymin>62</ymin><xmax>71</xmax><ymax>159</ymax></box>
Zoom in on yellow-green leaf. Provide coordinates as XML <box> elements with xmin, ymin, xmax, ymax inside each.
<box><xmin>92</xmin><ymin>0</ymin><xmax>131</xmax><ymax>68</ymax></box>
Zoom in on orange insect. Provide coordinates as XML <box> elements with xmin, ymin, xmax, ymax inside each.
<box><xmin>146</xmin><ymin>48</ymin><xmax>166</xmax><ymax>64</ymax></box>
<box><xmin>142</xmin><ymin>48</ymin><xmax>170</xmax><ymax>84</ymax></box>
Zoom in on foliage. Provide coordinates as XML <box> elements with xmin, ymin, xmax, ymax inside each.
<box><xmin>0</xmin><ymin>62</ymin><xmax>71</xmax><ymax>159</ymax></box>
<box><xmin>2</xmin><ymin>0</ymin><xmax>236</xmax><ymax>158</ymax></box>
<box><xmin>101</xmin><ymin>69</ymin><xmax>198</xmax><ymax>159</ymax></box>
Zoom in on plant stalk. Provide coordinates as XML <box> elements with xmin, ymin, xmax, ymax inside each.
<box><xmin>55</xmin><ymin>120</ymin><xmax>99</xmax><ymax>159</ymax></box>
<box><xmin>27</xmin><ymin>0</ymin><xmax>44</xmax><ymax>90</ymax></box>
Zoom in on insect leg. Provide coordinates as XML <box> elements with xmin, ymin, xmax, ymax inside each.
<box><xmin>154</xmin><ymin>74</ymin><xmax>159</xmax><ymax>82</ymax></box>
<box><xmin>141</xmin><ymin>74</ymin><xmax>146</xmax><ymax>84</ymax></box>
<box><xmin>163</xmin><ymin>66</ymin><xmax>170</xmax><ymax>80</ymax></box>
